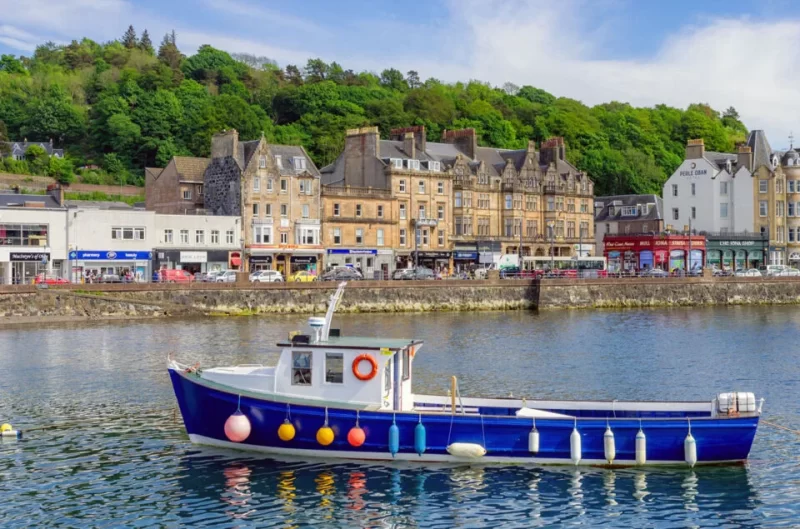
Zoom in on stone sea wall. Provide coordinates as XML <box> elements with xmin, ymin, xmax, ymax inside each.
<box><xmin>3</xmin><ymin>278</ymin><xmax>800</xmax><ymax>324</ymax></box>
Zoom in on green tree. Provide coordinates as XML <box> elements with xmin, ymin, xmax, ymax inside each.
<box><xmin>47</xmin><ymin>155</ymin><xmax>75</xmax><ymax>184</ymax></box>
<box><xmin>122</xmin><ymin>25</ymin><xmax>137</xmax><ymax>49</ymax></box>
<box><xmin>139</xmin><ymin>30</ymin><xmax>154</xmax><ymax>55</ymax></box>
<box><xmin>25</xmin><ymin>144</ymin><xmax>49</xmax><ymax>174</ymax></box>
<box><xmin>0</xmin><ymin>120</ymin><xmax>9</xmax><ymax>156</ymax></box>
<box><xmin>380</xmin><ymin>68</ymin><xmax>407</xmax><ymax>91</ymax></box>
<box><xmin>0</xmin><ymin>55</ymin><xmax>26</xmax><ymax>74</ymax></box>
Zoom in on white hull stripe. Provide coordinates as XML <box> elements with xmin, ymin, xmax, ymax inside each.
<box><xmin>188</xmin><ymin>434</ymin><xmax>744</xmax><ymax>467</ymax></box>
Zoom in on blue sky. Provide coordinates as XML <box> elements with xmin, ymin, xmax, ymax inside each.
<box><xmin>1</xmin><ymin>0</ymin><xmax>799</xmax><ymax>147</ymax></box>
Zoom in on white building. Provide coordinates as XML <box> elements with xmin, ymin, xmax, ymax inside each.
<box><xmin>152</xmin><ymin>214</ymin><xmax>240</xmax><ymax>273</ymax></box>
<box><xmin>0</xmin><ymin>192</ymin><xmax>68</xmax><ymax>284</ymax></box>
<box><xmin>662</xmin><ymin>139</ymin><xmax>753</xmax><ymax>234</ymax></box>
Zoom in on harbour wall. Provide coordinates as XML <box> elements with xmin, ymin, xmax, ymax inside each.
<box><xmin>4</xmin><ymin>278</ymin><xmax>800</xmax><ymax>323</ymax></box>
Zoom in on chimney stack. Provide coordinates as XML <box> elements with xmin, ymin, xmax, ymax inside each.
<box><xmin>686</xmin><ymin>138</ymin><xmax>705</xmax><ymax>160</ymax></box>
<box><xmin>211</xmin><ymin>129</ymin><xmax>239</xmax><ymax>159</ymax></box>
<box><xmin>441</xmin><ymin>128</ymin><xmax>477</xmax><ymax>159</ymax></box>
<box><xmin>403</xmin><ymin>132</ymin><xmax>415</xmax><ymax>159</ymax></box>
<box><xmin>540</xmin><ymin>137</ymin><xmax>565</xmax><ymax>167</ymax></box>
<box><xmin>47</xmin><ymin>183</ymin><xmax>64</xmax><ymax>205</ymax></box>
<box><xmin>737</xmin><ymin>144</ymin><xmax>753</xmax><ymax>171</ymax></box>
<box><xmin>389</xmin><ymin>125</ymin><xmax>427</xmax><ymax>153</ymax></box>
<box><xmin>344</xmin><ymin>126</ymin><xmax>380</xmax><ymax>187</ymax></box>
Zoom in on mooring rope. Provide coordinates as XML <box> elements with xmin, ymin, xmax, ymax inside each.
<box><xmin>761</xmin><ymin>419</ymin><xmax>800</xmax><ymax>436</ymax></box>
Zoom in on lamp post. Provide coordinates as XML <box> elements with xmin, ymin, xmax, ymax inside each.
<box><xmin>517</xmin><ymin>216</ymin><xmax>523</xmax><ymax>269</ymax></box>
<box><xmin>548</xmin><ymin>220</ymin><xmax>555</xmax><ymax>271</ymax></box>
<box><xmin>688</xmin><ymin>216</ymin><xmax>692</xmax><ymax>275</ymax></box>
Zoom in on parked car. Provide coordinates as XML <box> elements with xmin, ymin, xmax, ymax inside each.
<box><xmin>712</xmin><ymin>267</ymin><xmax>734</xmax><ymax>277</ymax></box>
<box><xmin>251</xmin><ymin>270</ymin><xmax>284</xmax><ymax>283</ymax></box>
<box><xmin>500</xmin><ymin>266</ymin><xmax>522</xmax><ymax>279</ymax></box>
<box><xmin>759</xmin><ymin>264</ymin><xmax>788</xmax><ymax>277</ymax></box>
<box><xmin>776</xmin><ymin>267</ymin><xmax>800</xmax><ymax>277</ymax></box>
<box><xmin>158</xmin><ymin>269</ymin><xmax>194</xmax><ymax>283</ymax></box>
<box><xmin>289</xmin><ymin>270</ymin><xmax>316</xmax><ymax>282</ymax></box>
<box><xmin>473</xmin><ymin>264</ymin><xmax>496</xmax><ymax>280</ymax></box>
<box><xmin>215</xmin><ymin>270</ymin><xmax>238</xmax><ymax>283</ymax></box>
<box><xmin>202</xmin><ymin>271</ymin><xmax>223</xmax><ymax>282</ymax></box>
<box><xmin>33</xmin><ymin>274</ymin><xmax>70</xmax><ymax>285</ymax></box>
<box><xmin>640</xmin><ymin>268</ymin><xmax>669</xmax><ymax>278</ymax></box>
<box><xmin>735</xmin><ymin>268</ymin><xmax>762</xmax><ymax>277</ymax></box>
<box><xmin>100</xmin><ymin>273</ymin><xmax>122</xmax><ymax>283</ymax></box>
<box><xmin>392</xmin><ymin>267</ymin><xmax>436</xmax><ymax>280</ymax></box>
<box><xmin>319</xmin><ymin>268</ymin><xmax>362</xmax><ymax>281</ymax></box>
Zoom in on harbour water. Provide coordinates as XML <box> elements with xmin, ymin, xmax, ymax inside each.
<box><xmin>0</xmin><ymin>306</ymin><xmax>798</xmax><ymax>527</ymax></box>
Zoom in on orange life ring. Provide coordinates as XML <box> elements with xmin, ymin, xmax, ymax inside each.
<box><xmin>352</xmin><ymin>354</ymin><xmax>378</xmax><ymax>381</ymax></box>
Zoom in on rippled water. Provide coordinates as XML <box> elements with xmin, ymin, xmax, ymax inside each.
<box><xmin>1</xmin><ymin>306</ymin><xmax>799</xmax><ymax>527</ymax></box>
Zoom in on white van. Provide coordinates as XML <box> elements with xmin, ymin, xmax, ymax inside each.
<box><xmin>758</xmin><ymin>264</ymin><xmax>787</xmax><ymax>277</ymax></box>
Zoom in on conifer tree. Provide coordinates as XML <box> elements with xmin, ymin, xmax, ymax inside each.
<box><xmin>139</xmin><ymin>30</ymin><xmax>154</xmax><ymax>55</ymax></box>
<box><xmin>122</xmin><ymin>25</ymin><xmax>137</xmax><ymax>49</ymax></box>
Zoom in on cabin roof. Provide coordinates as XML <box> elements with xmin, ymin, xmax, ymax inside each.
<box><xmin>278</xmin><ymin>336</ymin><xmax>422</xmax><ymax>350</ymax></box>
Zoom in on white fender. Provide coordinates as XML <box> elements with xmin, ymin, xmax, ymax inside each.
<box><xmin>446</xmin><ymin>443</ymin><xmax>486</xmax><ymax>458</ymax></box>
<box><xmin>528</xmin><ymin>427</ymin><xmax>540</xmax><ymax>454</ymax></box>
<box><xmin>603</xmin><ymin>426</ymin><xmax>616</xmax><ymax>464</ymax></box>
<box><xmin>635</xmin><ymin>428</ymin><xmax>647</xmax><ymax>465</ymax></box>
<box><xmin>684</xmin><ymin>432</ymin><xmax>697</xmax><ymax>467</ymax></box>
<box><xmin>570</xmin><ymin>427</ymin><xmax>581</xmax><ymax>465</ymax></box>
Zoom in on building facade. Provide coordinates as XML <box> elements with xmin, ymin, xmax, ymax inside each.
<box><xmin>705</xmin><ymin>232</ymin><xmax>768</xmax><ymax>270</ymax></box>
<box><xmin>2</xmin><ymin>140</ymin><xmax>64</xmax><ymax>160</ymax></box>
<box><xmin>204</xmin><ymin>130</ymin><xmax>322</xmax><ymax>275</ymax></box>
<box><xmin>0</xmin><ymin>190</ymin><xmax>67</xmax><ymax>284</ymax></box>
<box><xmin>151</xmin><ymin>214</ymin><xmax>240</xmax><ymax>274</ymax></box>
<box><xmin>594</xmin><ymin>194</ymin><xmax>663</xmax><ymax>254</ymax></box>
<box><xmin>145</xmin><ymin>156</ymin><xmax>210</xmax><ymax>215</ymax></box>
<box><xmin>603</xmin><ymin>233</ymin><xmax>705</xmax><ymax>273</ymax></box>
<box><xmin>662</xmin><ymin>139</ymin><xmax>754</xmax><ymax>235</ymax></box>
<box><xmin>321</xmin><ymin>126</ymin><xmax>594</xmax><ymax>275</ymax></box>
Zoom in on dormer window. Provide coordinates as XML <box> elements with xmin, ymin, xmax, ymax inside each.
<box><xmin>773</xmin><ymin>155</ymin><xmax>779</xmax><ymax>167</ymax></box>
<box><xmin>293</xmin><ymin>156</ymin><xmax>307</xmax><ymax>171</ymax></box>
<box><xmin>726</xmin><ymin>159</ymin><xmax>732</xmax><ymax>172</ymax></box>
<box><xmin>405</xmin><ymin>159</ymin><xmax>420</xmax><ymax>171</ymax></box>
<box><xmin>275</xmin><ymin>155</ymin><xmax>282</xmax><ymax>168</ymax></box>
<box><xmin>429</xmin><ymin>161</ymin><xmax>440</xmax><ymax>172</ymax></box>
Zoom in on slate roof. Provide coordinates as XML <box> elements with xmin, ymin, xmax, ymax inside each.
<box><xmin>746</xmin><ymin>130</ymin><xmax>774</xmax><ymax>170</ymax></box>
<box><xmin>594</xmin><ymin>194</ymin><xmax>663</xmax><ymax>223</ymax></box>
<box><xmin>0</xmin><ymin>193</ymin><xmax>62</xmax><ymax>208</ymax></box>
<box><xmin>704</xmin><ymin>151</ymin><xmax>739</xmax><ymax>171</ymax></box>
<box><xmin>172</xmin><ymin>156</ymin><xmax>210</xmax><ymax>182</ymax></box>
<box><xmin>271</xmin><ymin>144</ymin><xmax>321</xmax><ymax>177</ymax></box>
<box><xmin>64</xmin><ymin>200</ymin><xmax>137</xmax><ymax>210</ymax></box>
<box><xmin>3</xmin><ymin>141</ymin><xmax>64</xmax><ymax>158</ymax></box>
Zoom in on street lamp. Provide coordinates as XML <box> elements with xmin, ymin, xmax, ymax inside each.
<box><xmin>548</xmin><ymin>220</ymin><xmax>555</xmax><ymax>271</ymax></box>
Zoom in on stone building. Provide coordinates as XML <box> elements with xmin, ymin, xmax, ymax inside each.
<box><xmin>2</xmin><ymin>139</ymin><xmax>64</xmax><ymax>160</ymax></box>
<box><xmin>203</xmin><ymin>130</ymin><xmax>322</xmax><ymax>275</ymax></box>
<box><xmin>594</xmin><ymin>194</ymin><xmax>663</xmax><ymax>253</ymax></box>
<box><xmin>145</xmin><ymin>156</ymin><xmax>210</xmax><ymax>215</ymax></box>
<box><xmin>321</xmin><ymin>126</ymin><xmax>595</xmax><ymax>275</ymax></box>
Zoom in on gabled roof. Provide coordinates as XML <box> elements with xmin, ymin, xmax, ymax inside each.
<box><xmin>271</xmin><ymin>144</ymin><xmax>321</xmax><ymax>177</ymax></box>
<box><xmin>747</xmin><ymin>130</ymin><xmax>773</xmax><ymax>170</ymax></box>
<box><xmin>172</xmin><ymin>156</ymin><xmax>210</xmax><ymax>182</ymax></box>
<box><xmin>704</xmin><ymin>151</ymin><xmax>738</xmax><ymax>171</ymax></box>
<box><xmin>594</xmin><ymin>194</ymin><xmax>663</xmax><ymax>222</ymax></box>
<box><xmin>145</xmin><ymin>167</ymin><xmax>163</xmax><ymax>181</ymax></box>
<box><xmin>3</xmin><ymin>141</ymin><xmax>64</xmax><ymax>158</ymax></box>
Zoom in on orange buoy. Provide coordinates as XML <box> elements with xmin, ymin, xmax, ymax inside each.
<box><xmin>352</xmin><ymin>354</ymin><xmax>378</xmax><ymax>381</ymax></box>
<box><xmin>347</xmin><ymin>426</ymin><xmax>366</xmax><ymax>447</ymax></box>
<box><xmin>224</xmin><ymin>411</ymin><xmax>251</xmax><ymax>443</ymax></box>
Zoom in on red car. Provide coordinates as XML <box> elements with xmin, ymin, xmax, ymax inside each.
<box><xmin>34</xmin><ymin>275</ymin><xmax>70</xmax><ymax>285</ymax></box>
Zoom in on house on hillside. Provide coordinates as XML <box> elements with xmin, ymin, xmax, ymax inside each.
<box><xmin>145</xmin><ymin>156</ymin><xmax>210</xmax><ymax>215</ymax></box>
<box><xmin>2</xmin><ymin>140</ymin><xmax>64</xmax><ymax>161</ymax></box>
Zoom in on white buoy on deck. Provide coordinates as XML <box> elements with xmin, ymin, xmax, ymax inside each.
<box><xmin>635</xmin><ymin>427</ymin><xmax>647</xmax><ymax>465</ymax></box>
<box><xmin>685</xmin><ymin>421</ymin><xmax>697</xmax><ymax>467</ymax></box>
<box><xmin>528</xmin><ymin>418</ymin><xmax>539</xmax><ymax>454</ymax></box>
<box><xmin>603</xmin><ymin>425</ymin><xmax>616</xmax><ymax>464</ymax></box>
<box><xmin>570</xmin><ymin>421</ymin><xmax>581</xmax><ymax>465</ymax></box>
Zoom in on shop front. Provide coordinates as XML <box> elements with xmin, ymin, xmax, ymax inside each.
<box><xmin>478</xmin><ymin>240</ymin><xmax>502</xmax><ymax>265</ymax></box>
<box><xmin>453</xmin><ymin>242</ymin><xmax>479</xmax><ymax>273</ymax></box>
<box><xmin>603</xmin><ymin>234</ymin><xmax>705</xmax><ymax>273</ymax></box>
<box><xmin>706</xmin><ymin>234</ymin><xmax>767</xmax><ymax>271</ymax></box>
<box><xmin>411</xmin><ymin>251</ymin><xmax>451</xmax><ymax>274</ymax></box>
<box><xmin>326</xmin><ymin>249</ymin><xmax>391</xmax><ymax>280</ymax></box>
<box><xmin>152</xmin><ymin>250</ymin><xmax>229</xmax><ymax>274</ymax></box>
<box><xmin>249</xmin><ymin>253</ymin><xmax>273</xmax><ymax>271</ymax></box>
<box><xmin>70</xmin><ymin>250</ymin><xmax>152</xmax><ymax>282</ymax></box>
<box><xmin>4</xmin><ymin>251</ymin><xmax>50</xmax><ymax>284</ymax></box>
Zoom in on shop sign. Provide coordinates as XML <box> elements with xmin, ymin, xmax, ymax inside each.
<box><xmin>678</xmin><ymin>161</ymin><xmax>709</xmax><ymax>179</ymax></box>
<box><xmin>326</xmin><ymin>249</ymin><xmax>377</xmax><ymax>255</ymax></box>
<box><xmin>10</xmin><ymin>252</ymin><xmax>49</xmax><ymax>262</ymax></box>
<box><xmin>291</xmin><ymin>256</ymin><xmax>317</xmax><ymax>264</ymax></box>
<box><xmin>180</xmin><ymin>251</ymin><xmax>207</xmax><ymax>263</ymax></box>
<box><xmin>454</xmin><ymin>251</ymin><xmax>478</xmax><ymax>260</ymax></box>
<box><xmin>249</xmin><ymin>255</ymin><xmax>273</xmax><ymax>264</ymax></box>
<box><xmin>412</xmin><ymin>251</ymin><xmax>451</xmax><ymax>259</ymax></box>
<box><xmin>717</xmin><ymin>240</ymin><xmax>757</xmax><ymax>247</ymax></box>
<box><xmin>71</xmin><ymin>250</ymin><xmax>152</xmax><ymax>260</ymax></box>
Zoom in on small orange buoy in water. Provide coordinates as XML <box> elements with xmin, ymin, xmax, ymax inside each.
<box><xmin>224</xmin><ymin>411</ymin><xmax>251</xmax><ymax>443</ymax></box>
<box><xmin>347</xmin><ymin>426</ymin><xmax>365</xmax><ymax>447</ymax></box>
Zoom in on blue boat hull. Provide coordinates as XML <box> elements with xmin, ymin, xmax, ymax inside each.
<box><xmin>169</xmin><ymin>369</ymin><xmax>759</xmax><ymax>466</ymax></box>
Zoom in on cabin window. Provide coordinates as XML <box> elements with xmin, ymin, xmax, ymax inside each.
<box><xmin>402</xmin><ymin>349</ymin><xmax>411</xmax><ymax>381</ymax></box>
<box><xmin>291</xmin><ymin>351</ymin><xmax>312</xmax><ymax>385</ymax></box>
<box><xmin>325</xmin><ymin>353</ymin><xmax>344</xmax><ymax>384</ymax></box>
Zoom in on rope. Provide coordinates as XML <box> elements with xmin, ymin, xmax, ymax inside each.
<box><xmin>762</xmin><ymin>419</ymin><xmax>800</xmax><ymax>435</ymax></box>
<box><xmin>447</xmin><ymin>412</ymin><xmax>454</xmax><ymax>446</ymax></box>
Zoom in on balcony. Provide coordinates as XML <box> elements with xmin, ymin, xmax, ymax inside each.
<box><xmin>543</xmin><ymin>184</ymin><xmax>566</xmax><ymax>194</ymax></box>
<box><xmin>322</xmin><ymin>185</ymin><xmax>392</xmax><ymax>199</ymax></box>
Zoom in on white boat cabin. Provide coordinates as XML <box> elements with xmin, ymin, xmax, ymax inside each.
<box><xmin>201</xmin><ymin>321</ymin><xmax>421</xmax><ymax>411</ymax></box>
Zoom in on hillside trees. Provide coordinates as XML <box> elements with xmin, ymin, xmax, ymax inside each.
<box><xmin>0</xmin><ymin>36</ymin><xmax>748</xmax><ymax>195</ymax></box>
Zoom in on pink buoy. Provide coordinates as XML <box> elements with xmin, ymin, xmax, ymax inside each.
<box><xmin>224</xmin><ymin>411</ymin><xmax>251</xmax><ymax>443</ymax></box>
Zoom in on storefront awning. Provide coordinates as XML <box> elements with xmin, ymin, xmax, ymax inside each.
<box><xmin>230</xmin><ymin>256</ymin><xmax>241</xmax><ymax>266</ymax></box>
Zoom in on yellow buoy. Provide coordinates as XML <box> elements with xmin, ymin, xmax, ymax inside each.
<box><xmin>317</xmin><ymin>426</ymin><xmax>335</xmax><ymax>446</ymax></box>
<box><xmin>278</xmin><ymin>419</ymin><xmax>296</xmax><ymax>442</ymax></box>
<box><xmin>1</xmin><ymin>423</ymin><xmax>11</xmax><ymax>433</ymax></box>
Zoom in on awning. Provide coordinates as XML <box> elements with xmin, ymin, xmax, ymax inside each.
<box><xmin>231</xmin><ymin>256</ymin><xmax>241</xmax><ymax>266</ymax></box>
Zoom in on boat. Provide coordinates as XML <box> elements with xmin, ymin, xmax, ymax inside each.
<box><xmin>168</xmin><ymin>282</ymin><xmax>762</xmax><ymax>466</ymax></box>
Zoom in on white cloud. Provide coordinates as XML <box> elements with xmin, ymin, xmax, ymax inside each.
<box><xmin>199</xmin><ymin>0</ymin><xmax>326</xmax><ymax>35</ymax></box>
<box><xmin>178</xmin><ymin>30</ymin><xmax>315</xmax><ymax>66</ymax></box>
<box><xmin>449</xmin><ymin>0</ymin><xmax>800</xmax><ymax>148</ymax></box>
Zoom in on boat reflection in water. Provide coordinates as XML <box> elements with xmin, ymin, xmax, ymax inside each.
<box><xmin>172</xmin><ymin>452</ymin><xmax>759</xmax><ymax>527</ymax></box>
